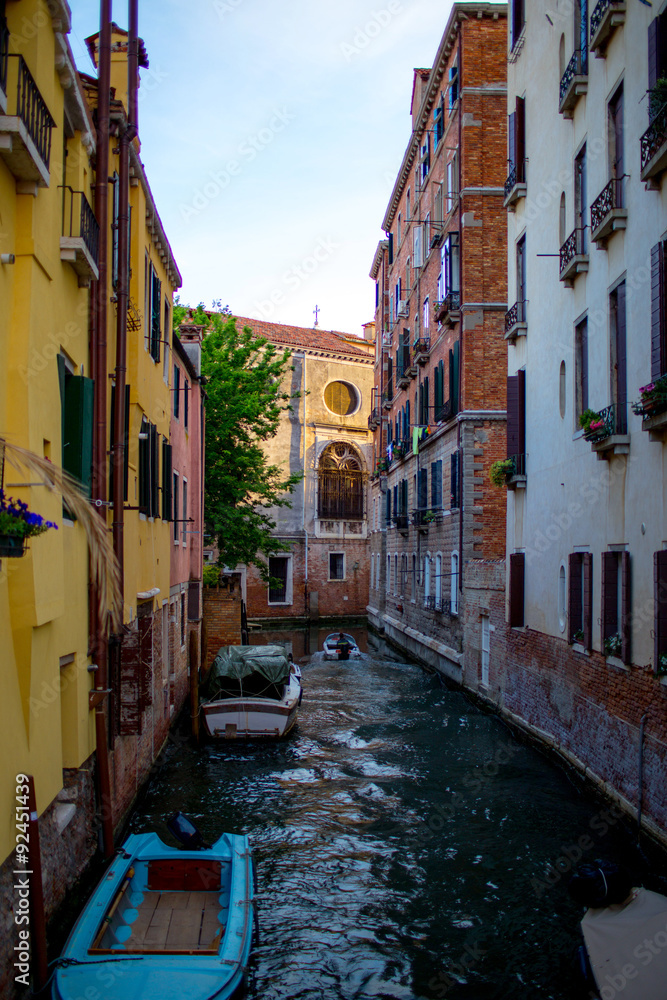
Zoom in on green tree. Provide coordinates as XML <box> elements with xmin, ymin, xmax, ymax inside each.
<box><xmin>181</xmin><ymin>305</ymin><xmax>301</xmax><ymax>578</ymax></box>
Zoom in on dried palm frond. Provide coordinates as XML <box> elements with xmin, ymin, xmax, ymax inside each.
<box><xmin>0</xmin><ymin>438</ymin><xmax>122</xmax><ymax>628</ymax></box>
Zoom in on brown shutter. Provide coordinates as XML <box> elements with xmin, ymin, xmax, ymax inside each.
<box><xmin>601</xmin><ymin>551</ymin><xmax>618</xmax><ymax>645</ymax></box>
<box><xmin>583</xmin><ymin>553</ymin><xmax>593</xmax><ymax>652</ymax></box>
<box><xmin>516</xmin><ymin>97</ymin><xmax>526</xmax><ymax>183</ymax></box>
<box><xmin>188</xmin><ymin>580</ymin><xmax>201</xmax><ymax>622</ymax></box>
<box><xmin>620</xmin><ymin>551</ymin><xmax>631</xmax><ymax>664</ymax></box>
<box><xmin>655</xmin><ymin>551</ymin><xmax>667</xmax><ymax>666</ymax></box>
<box><xmin>568</xmin><ymin>553</ymin><xmax>582</xmax><ymax>644</ymax></box>
<box><xmin>507</xmin><ymin>375</ymin><xmax>519</xmax><ymax>458</ymax></box>
<box><xmin>509</xmin><ymin>552</ymin><xmax>525</xmax><ymax>627</ymax></box>
<box><xmin>651</xmin><ymin>241</ymin><xmax>665</xmax><ymax>380</ymax></box>
<box><xmin>615</xmin><ymin>282</ymin><xmax>627</xmax><ymax>434</ymax></box>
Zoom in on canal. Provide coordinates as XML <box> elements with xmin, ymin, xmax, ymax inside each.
<box><xmin>124</xmin><ymin>626</ymin><xmax>664</xmax><ymax>999</ymax></box>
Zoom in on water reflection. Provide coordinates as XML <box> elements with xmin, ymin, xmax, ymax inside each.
<box><xmin>127</xmin><ymin>627</ymin><xmax>666</xmax><ymax>1000</ymax></box>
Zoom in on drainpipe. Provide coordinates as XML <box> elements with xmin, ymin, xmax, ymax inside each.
<box><xmin>456</xmin><ymin>20</ymin><xmax>464</xmax><ymax>597</ymax></box>
<box><xmin>112</xmin><ymin>0</ymin><xmax>138</xmax><ymax>585</ymax></box>
<box><xmin>92</xmin><ymin>0</ymin><xmax>114</xmax><ymax>860</ymax></box>
<box><xmin>302</xmin><ymin>350</ymin><xmax>308</xmax><ymax>616</ymax></box>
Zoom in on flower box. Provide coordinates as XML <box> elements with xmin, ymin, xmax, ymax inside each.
<box><xmin>0</xmin><ymin>534</ymin><xmax>27</xmax><ymax>558</ymax></box>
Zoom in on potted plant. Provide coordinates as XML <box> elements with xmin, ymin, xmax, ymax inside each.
<box><xmin>656</xmin><ymin>652</ymin><xmax>667</xmax><ymax>677</ymax></box>
<box><xmin>0</xmin><ymin>489</ymin><xmax>58</xmax><ymax>557</ymax></box>
<box><xmin>632</xmin><ymin>376</ymin><xmax>667</xmax><ymax>417</ymax></box>
<box><xmin>489</xmin><ymin>457</ymin><xmax>516</xmax><ymax>487</ymax></box>
<box><xmin>573</xmin><ymin>628</ymin><xmax>584</xmax><ymax>644</ymax></box>
<box><xmin>579</xmin><ymin>408</ymin><xmax>607</xmax><ymax>441</ymax></box>
<box><xmin>604</xmin><ymin>633</ymin><xmax>622</xmax><ymax>658</ymax></box>
<box><xmin>649</xmin><ymin>77</ymin><xmax>667</xmax><ymax>122</ymax></box>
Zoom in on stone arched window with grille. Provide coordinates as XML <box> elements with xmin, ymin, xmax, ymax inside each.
<box><xmin>317</xmin><ymin>443</ymin><xmax>364</xmax><ymax>520</ymax></box>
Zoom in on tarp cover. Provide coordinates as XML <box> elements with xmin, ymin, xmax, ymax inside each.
<box><xmin>202</xmin><ymin>645</ymin><xmax>290</xmax><ymax>701</ymax></box>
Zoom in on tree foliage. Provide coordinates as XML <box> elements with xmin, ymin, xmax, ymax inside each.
<box><xmin>180</xmin><ymin>304</ymin><xmax>301</xmax><ymax>577</ymax></box>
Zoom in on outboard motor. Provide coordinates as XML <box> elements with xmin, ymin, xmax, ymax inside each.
<box><xmin>568</xmin><ymin>861</ymin><xmax>633</xmax><ymax>908</ymax></box>
<box><xmin>167</xmin><ymin>811</ymin><xmax>211</xmax><ymax>850</ymax></box>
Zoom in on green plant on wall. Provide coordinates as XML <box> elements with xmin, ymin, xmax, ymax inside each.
<box><xmin>489</xmin><ymin>457</ymin><xmax>515</xmax><ymax>487</ymax></box>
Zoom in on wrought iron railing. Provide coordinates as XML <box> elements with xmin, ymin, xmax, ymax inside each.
<box><xmin>560</xmin><ymin>227</ymin><xmax>586</xmax><ymax>275</ymax></box>
<box><xmin>582</xmin><ymin>403</ymin><xmax>622</xmax><ymax>441</ymax></box>
<box><xmin>425</xmin><ymin>595</ymin><xmax>452</xmax><ymax>613</ymax></box>
<box><xmin>590</xmin><ymin>178</ymin><xmax>623</xmax><ymax>233</ymax></box>
<box><xmin>559</xmin><ymin>48</ymin><xmax>588</xmax><ymax>106</ymax></box>
<box><xmin>384</xmin><ymin>381</ymin><xmax>393</xmax><ymax>403</ymax></box>
<box><xmin>367</xmin><ymin>406</ymin><xmax>381</xmax><ymax>428</ymax></box>
<box><xmin>444</xmin><ymin>290</ymin><xmax>460</xmax><ymax>313</ymax></box>
<box><xmin>412</xmin><ymin>508</ymin><xmax>443</xmax><ymax>527</ymax></box>
<box><xmin>61</xmin><ymin>187</ymin><xmax>100</xmax><ymax>263</ymax></box>
<box><xmin>590</xmin><ymin>0</ymin><xmax>622</xmax><ymax>40</ymax></box>
<box><xmin>434</xmin><ymin>398</ymin><xmax>453</xmax><ymax>423</ymax></box>
<box><xmin>504</xmin><ymin>159</ymin><xmax>526</xmax><ymax>200</ymax></box>
<box><xmin>392</xmin><ymin>513</ymin><xmax>409</xmax><ymax>530</ymax></box>
<box><xmin>318</xmin><ymin>471</ymin><xmax>364</xmax><ymax>520</ymax></box>
<box><xmin>508</xmin><ymin>453</ymin><xmax>526</xmax><ymax>477</ymax></box>
<box><xmin>7</xmin><ymin>55</ymin><xmax>56</xmax><ymax>168</ymax></box>
<box><xmin>0</xmin><ymin>16</ymin><xmax>8</xmax><ymax>96</ymax></box>
<box><xmin>641</xmin><ymin>100</ymin><xmax>667</xmax><ymax>174</ymax></box>
<box><xmin>413</xmin><ymin>337</ymin><xmax>430</xmax><ymax>357</ymax></box>
<box><xmin>505</xmin><ymin>300</ymin><xmax>526</xmax><ymax>334</ymax></box>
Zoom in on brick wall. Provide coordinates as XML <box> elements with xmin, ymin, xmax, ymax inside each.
<box><xmin>202</xmin><ymin>585</ymin><xmax>243</xmax><ymax>673</ymax></box>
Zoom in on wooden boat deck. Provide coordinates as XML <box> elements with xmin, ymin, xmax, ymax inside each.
<box><xmin>94</xmin><ymin>889</ymin><xmax>225</xmax><ymax>955</ymax></box>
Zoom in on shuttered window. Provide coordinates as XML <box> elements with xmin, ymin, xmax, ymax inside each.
<box><xmin>151</xmin><ymin>269</ymin><xmax>162</xmax><ymax>362</ymax></box>
<box><xmin>650</xmin><ymin>241</ymin><xmax>666</xmax><ymax>380</ymax></box>
<box><xmin>418</xmin><ymin>469</ymin><xmax>428</xmax><ymax>510</ymax></box>
<box><xmin>431</xmin><ymin>460</ymin><xmax>442</xmax><ymax>508</ymax></box>
<box><xmin>601</xmin><ymin>551</ymin><xmax>631</xmax><ymax>662</ymax></box>
<box><xmin>161</xmin><ymin>438</ymin><xmax>172</xmax><ymax>521</ymax></box>
<box><xmin>386</xmin><ymin>488</ymin><xmax>392</xmax><ymax>525</ymax></box>
<box><xmin>510</xmin><ymin>0</ymin><xmax>525</xmax><ymax>50</ymax></box>
<box><xmin>450</xmin><ymin>450</ymin><xmax>461</xmax><ymax>509</ymax></box>
<box><xmin>139</xmin><ymin>419</ymin><xmax>160</xmax><ymax>518</ymax></box>
<box><xmin>509</xmin><ymin>552</ymin><xmax>525</xmax><ymax>627</ymax></box>
<box><xmin>568</xmin><ymin>552</ymin><xmax>593</xmax><ymax>648</ymax></box>
<box><xmin>506</xmin><ymin>370</ymin><xmax>526</xmax><ymax>474</ymax></box>
<box><xmin>654</xmin><ymin>551</ymin><xmax>667</xmax><ymax>668</ymax></box>
<box><xmin>58</xmin><ymin>356</ymin><xmax>94</xmax><ymax>496</ymax></box>
<box><xmin>449</xmin><ymin>342</ymin><xmax>459</xmax><ymax>415</ymax></box>
<box><xmin>173</xmin><ymin>365</ymin><xmax>180</xmax><ymax>418</ymax></box>
<box><xmin>325</xmin><ymin>381</ymin><xmax>358</xmax><ymax>416</ymax></box>
<box><xmin>109</xmin><ymin>383</ymin><xmax>131</xmax><ymax>504</ymax></box>
<box><xmin>611</xmin><ymin>282</ymin><xmax>627</xmax><ymax>434</ymax></box>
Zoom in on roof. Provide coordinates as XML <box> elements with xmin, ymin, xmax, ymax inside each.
<box><xmin>232</xmin><ymin>316</ymin><xmax>374</xmax><ymax>359</ymax></box>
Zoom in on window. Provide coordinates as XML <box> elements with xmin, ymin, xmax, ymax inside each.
<box><xmin>507</xmin><ymin>96</ymin><xmax>526</xmax><ymax>186</ymax></box>
<box><xmin>568</xmin><ymin>551</ymin><xmax>592</xmax><ymax>648</ymax></box>
<box><xmin>318</xmin><ymin>443</ymin><xmax>364</xmax><ymax>519</ymax></box>
<box><xmin>608</xmin><ymin>85</ymin><xmax>624</xmax><ymax>200</ymax></box>
<box><xmin>450</xmin><ymin>450</ymin><xmax>461</xmax><ymax>509</ymax></box>
<box><xmin>397</xmin><ymin>214</ymin><xmax>401</xmax><ymax>246</ymax></box>
<box><xmin>575</xmin><ymin>319</ymin><xmax>588</xmax><ymax>425</ymax></box>
<box><xmin>386</xmin><ymin>554</ymin><xmax>391</xmax><ymax>592</ymax></box>
<box><xmin>602</xmin><ymin>551</ymin><xmax>631</xmax><ymax>662</ymax></box>
<box><xmin>559</xmin><ymin>361</ymin><xmax>567</xmax><ymax>419</ymax></box>
<box><xmin>161</xmin><ymin>438</ymin><xmax>172</xmax><ymax>521</ymax></box>
<box><xmin>386</xmin><ymin>488</ymin><xmax>392</xmax><ymax>526</ymax></box>
<box><xmin>329</xmin><ymin>552</ymin><xmax>345</xmax><ymax>581</ymax></box>
<box><xmin>434</xmin><ymin>99</ymin><xmax>444</xmax><ymax>148</ymax></box>
<box><xmin>370</xmin><ymin>555</ymin><xmax>374</xmax><ymax>590</ymax></box>
<box><xmin>406</xmin><ymin>189</ymin><xmax>411</xmax><ymax>220</ymax></box>
<box><xmin>268</xmin><ymin>556</ymin><xmax>291</xmax><ymax>604</ymax></box>
<box><xmin>181</xmin><ymin>591</ymin><xmax>185</xmax><ymax>646</ymax></box>
<box><xmin>144</xmin><ymin>256</ymin><xmax>161</xmax><ymax>362</ymax></box>
<box><xmin>507</xmin><ymin>370</ymin><xmax>526</xmax><ymax>474</ymax></box>
<box><xmin>450</xmin><ymin>552</ymin><xmax>459</xmax><ymax>615</ymax></box>
<box><xmin>446</xmin><ymin>160</ymin><xmax>454</xmax><ymax>213</ymax></box>
<box><xmin>423</xmin><ymin>297</ymin><xmax>429</xmax><ymax>333</ymax></box>
<box><xmin>481</xmin><ymin>615</ymin><xmax>490</xmax><ymax>686</ymax></box>
<box><xmin>442</xmin><ymin>232</ymin><xmax>460</xmax><ymax>298</ymax></box>
<box><xmin>109</xmin><ymin>382</ymin><xmax>130</xmax><ymax>504</ymax></box>
<box><xmin>413</xmin><ymin>225</ymin><xmax>423</xmax><ymax>269</ymax></box>
<box><xmin>139</xmin><ymin>417</ymin><xmax>159</xmax><ymax>518</ymax></box>
<box><xmin>516</xmin><ymin>234</ymin><xmax>526</xmax><ymax>317</ymax></box>
<box><xmin>394</xmin><ymin>554</ymin><xmax>398</xmax><ymax>595</ymax></box>
<box><xmin>411</xmin><ymin>554</ymin><xmax>416</xmax><ymax>600</ymax></box>
<box><xmin>610</xmin><ymin>282</ymin><xmax>627</xmax><ymax>434</ymax></box>
<box><xmin>650</xmin><ymin>239</ymin><xmax>667</xmax><ymax>380</ymax></box>
<box><xmin>654</xmin><ymin>551</ymin><xmax>667</xmax><ymax>670</ymax></box>
<box><xmin>448</xmin><ymin>62</ymin><xmax>458</xmax><ymax>109</ymax></box>
<box><xmin>574</xmin><ymin>145</ymin><xmax>587</xmax><ymax>253</ymax></box>
<box><xmin>509</xmin><ymin>552</ymin><xmax>525</xmax><ymax>627</ymax></box>
<box><xmin>510</xmin><ymin>0</ymin><xmax>525</xmax><ymax>50</ymax></box>
<box><xmin>559</xmin><ymin>193</ymin><xmax>567</xmax><ymax>246</ymax></box>
<box><xmin>173</xmin><ymin>471</ymin><xmax>179</xmax><ymax>542</ymax></box>
<box><xmin>182</xmin><ymin>478</ymin><xmax>188</xmax><ymax>545</ymax></box>
<box><xmin>377</xmin><ymin>553</ymin><xmax>381</xmax><ymax>591</ymax></box>
<box><xmin>434</xmin><ymin>184</ymin><xmax>443</xmax><ymax>225</ymax></box>
<box><xmin>435</xmin><ymin>553</ymin><xmax>442</xmax><ymax>607</ymax></box>
<box><xmin>184</xmin><ymin>378</ymin><xmax>189</xmax><ymax>431</ymax></box>
<box><xmin>424</xmin><ymin>556</ymin><xmax>431</xmax><ymax>603</ymax></box>
<box><xmin>400</xmin><ymin>554</ymin><xmax>407</xmax><ymax>596</ymax></box>
<box><xmin>57</xmin><ymin>355</ymin><xmax>94</xmax><ymax>495</ymax></box>
<box><xmin>324</xmin><ymin>381</ymin><xmax>359</xmax><ymax>416</ymax></box>
<box><xmin>418</xmin><ymin>468</ymin><xmax>427</xmax><ymax>511</ymax></box>
<box><xmin>173</xmin><ymin>365</ymin><xmax>180</xmax><ymax>418</ymax></box>
<box><xmin>431</xmin><ymin>461</ymin><xmax>442</xmax><ymax>508</ymax></box>
<box><xmin>111</xmin><ymin>172</ymin><xmax>120</xmax><ymax>288</ymax></box>
<box><xmin>418</xmin><ymin>377</ymin><xmax>430</xmax><ymax>425</ymax></box>
<box><xmin>558</xmin><ymin>564</ymin><xmax>567</xmax><ymax>633</ymax></box>
<box><xmin>420</xmin><ymin>135</ymin><xmax>430</xmax><ymax>182</ymax></box>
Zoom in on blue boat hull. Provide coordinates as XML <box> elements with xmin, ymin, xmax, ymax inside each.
<box><xmin>52</xmin><ymin>831</ymin><xmax>254</xmax><ymax>1000</ymax></box>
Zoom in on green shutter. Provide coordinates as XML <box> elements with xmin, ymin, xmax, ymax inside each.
<box><xmin>162</xmin><ymin>439</ymin><xmax>172</xmax><ymax>520</ymax></box>
<box><xmin>63</xmin><ymin>375</ymin><xmax>94</xmax><ymax>494</ymax></box>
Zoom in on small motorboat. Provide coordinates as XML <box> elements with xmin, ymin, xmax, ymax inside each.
<box><xmin>52</xmin><ymin>814</ymin><xmax>254</xmax><ymax>1000</ymax></box>
<box><xmin>200</xmin><ymin>644</ymin><xmax>301</xmax><ymax>739</ymax></box>
<box><xmin>322</xmin><ymin>632</ymin><xmax>362</xmax><ymax>661</ymax></box>
<box><xmin>569</xmin><ymin>861</ymin><xmax>667</xmax><ymax>1000</ymax></box>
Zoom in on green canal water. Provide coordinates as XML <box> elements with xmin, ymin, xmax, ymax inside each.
<box><xmin>123</xmin><ymin>627</ymin><xmax>665</xmax><ymax>1000</ymax></box>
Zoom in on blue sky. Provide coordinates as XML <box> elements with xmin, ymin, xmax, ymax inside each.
<box><xmin>68</xmin><ymin>0</ymin><xmax>455</xmax><ymax>336</ymax></box>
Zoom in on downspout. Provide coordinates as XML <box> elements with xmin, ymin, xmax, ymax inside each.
<box><xmin>302</xmin><ymin>350</ymin><xmax>308</xmax><ymax>616</ymax></box>
<box><xmin>92</xmin><ymin>0</ymin><xmax>114</xmax><ymax>859</ymax></box>
<box><xmin>457</xmin><ymin>20</ymin><xmax>464</xmax><ymax>598</ymax></box>
<box><xmin>112</xmin><ymin>0</ymin><xmax>138</xmax><ymax>585</ymax></box>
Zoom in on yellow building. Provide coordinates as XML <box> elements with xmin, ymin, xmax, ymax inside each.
<box><xmin>0</xmin><ymin>6</ymin><xmax>184</xmax><ymax>995</ymax></box>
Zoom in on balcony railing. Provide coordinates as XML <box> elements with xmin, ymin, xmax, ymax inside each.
<box><xmin>383</xmin><ymin>383</ymin><xmax>393</xmax><ymax>407</ymax></box>
<box><xmin>590</xmin><ymin>0</ymin><xmax>625</xmax><ymax>56</ymax></box>
<box><xmin>434</xmin><ymin>398</ymin><xmax>453</xmax><ymax>423</ymax></box>
<box><xmin>413</xmin><ymin>337</ymin><xmax>430</xmax><ymax>364</ymax></box>
<box><xmin>392</xmin><ymin>513</ymin><xmax>409</xmax><ymax>531</ymax></box>
<box><xmin>583</xmin><ymin>403</ymin><xmax>626</xmax><ymax>441</ymax></box>
<box><xmin>368</xmin><ymin>406</ymin><xmax>381</xmax><ymax>429</ymax></box>
<box><xmin>435</xmin><ymin>290</ymin><xmax>461</xmax><ymax>325</ymax></box>
<box><xmin>0</xmin><ymin>15</ymin><xmax>8</xmax><ymax>97</ymax></box>
<box><xmin>641</xmin><ymin>99</ymin><xmax>667</xmax><ymax>183</ymax></box>
<box><xmin>62</xmin><ymin>188</ymin><xmax>100</xmax><ymax>261</ymax></box>
<box><xmin>560</xmin><ymin>227</ymin><xmax>588</xmax><ymax>284</ymax></box>
<box><xmin>504</xmin><ymin>159</ymin><xmax>527</xmax><ymax>208</ymax></box>
<box><xmin>11</xmin><ymin>55</ymin><xmax>55</xmax><ymax>168</ymax></box>
<box><xmin>412</xmin><ymin>508</ymin><xmax>443</xmax><ymax>527</ymax></box>
<box><xmin>425</xmin><ymin>595</ymin><xmax>452</xmax><ymax>614</ymax></box>
<box><xmin>559</xmin><ymin>48</ymin><xmax>588</xmax><ymax>116</ymax></box>
<box><xmin>590</xmin><ymin>177</ymin><xmax>626</xmax><ymax>243</ymax></box>
<box><xmin>505</xmin><ymin>299</ymin><xmax>527</xmax><ymax>339</ymax></box>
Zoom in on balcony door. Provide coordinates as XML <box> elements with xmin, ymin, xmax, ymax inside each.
<box><xmin>575</xmin><ymin>146</ymin><xmax>587</xmax><ymax>252</ymax></box>
<box><xmin>609</xmin><ymin>86</ymin><xmax>623</xmax><ymax>206</ymax></box>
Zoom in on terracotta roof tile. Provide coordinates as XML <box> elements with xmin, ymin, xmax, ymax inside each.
<box><xmin>232</xmin><ymin>316</ymin><xmax>372</xmax><ymax>358</ymax></box>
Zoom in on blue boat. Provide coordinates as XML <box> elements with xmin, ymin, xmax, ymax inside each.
<box><xmin>52</xmin><ymin>827</ymin><xmax>254</xmax><ymax>1000</ymax></box>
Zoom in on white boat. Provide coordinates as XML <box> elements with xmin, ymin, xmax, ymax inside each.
<box><xmin>201</xmin><ymin>645</ymin><xmax>301</xmax><ymax>739</ymax></box>
<box><xmin>322</xmin><ymin>632</ymin><xmax>362</xmax><ymax>660</ymax></box>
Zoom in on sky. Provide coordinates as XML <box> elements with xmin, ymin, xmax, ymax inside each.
<box><xmin>67</xmin><ymin>0</ymin><xmax>458</xmax><ymax>337</ymax></box>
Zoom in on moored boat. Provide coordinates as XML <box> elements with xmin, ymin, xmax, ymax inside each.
<box><xmin>52</xmin><ymin>822</ymin><xmax>254</xmax><ymax>1000</ymax></box>
<box><xmin>322</xmin><ymin>632</ymin><xmax>362</xmax><ymax>660</ymax></box>
<box><xmin>200</xmin><ymin>644</ymin><xmax>301</xmax><ymax>739</ymax></box>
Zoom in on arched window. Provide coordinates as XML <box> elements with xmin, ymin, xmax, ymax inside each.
<box><xmin>424</xmin><ymin>556</ymin><xmax>431</xmax><ymax>603</ymax></box>
<box><xmin>435</xmin><ymin>554</ymin><xmax>442</xmax><ymax>608</ymax></box>
<box><xmin>318</xmin><ymin>443</ymin><xmax>364</xmax><ymax>520</ymax></box>
<box><xmin>559</xmin><ymin>192</ymin><xmax>567</xmax><ymax>246</ymax></box>
<box><xmin>370</xmin><ymin>555</ymin><xmax>374</xmax><ymax>590</ymax></box>
<box><xmin>411</xmin><ymin>554</ymin><xmax>416</xmax><ymax>600</ymax></box>
<box><xmin>386</xmin><ymin>554</ymin><xmax>391</xmax><ymax>593</ymax></box>
<box><xmin>451</xmin><ymin>552</ymin><xmax>459</xmax><ymax>615</ymax></box>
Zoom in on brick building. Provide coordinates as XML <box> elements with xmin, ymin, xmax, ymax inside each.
<box><xmin>367</xmin><ymin>2</ymin><xmax>508</xmax><ymax>677</ymax></box>
<box><xmin>230</xmin><ymin>318</ymin><xmax>375</xmax><ymax>623</ymax></box>
<box><xmin>495</xmin><ymin>0</ymin><xmax>667</xmax><ymax>841</ymax></box>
